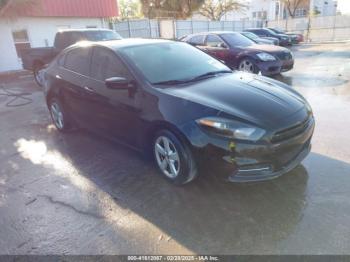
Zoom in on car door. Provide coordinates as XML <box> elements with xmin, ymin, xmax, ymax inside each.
<box><xmin>86</xmin><ymin>46</ymin><xmax>142</xmax><ymax>145</ymax></box>
<box><xmin>58</xmin><ymin>46</ymin><xmax>92</xmax><ymax>127</ymax></box>
<box><xmin>204</xmin><ymin>34</ymin><xmax>231</xmax><ymax>64</ymax></box>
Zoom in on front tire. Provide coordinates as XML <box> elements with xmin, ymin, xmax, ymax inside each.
<box><xmin>153</xmin><ymin>130</ymin><xmax>197</xmax><ymax>185</ymax></box>
<box><xmin>48</xmin><ymin>98</ymin><xmax>72</xmax><ymax>132</ymax></box>
<box><xmin>238</xmin><ymin>58</ymin><xmax>259</xmax><ymax>74</ymax></box>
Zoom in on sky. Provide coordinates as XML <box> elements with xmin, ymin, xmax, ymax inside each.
<box><xmin>337</xmin><ymin>0</ymin><xmax>350</xmax><ymax>14</ymax></box>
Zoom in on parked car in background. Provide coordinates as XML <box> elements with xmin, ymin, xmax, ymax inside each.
<box><xmin>268</xmin><ymin>28</ymin><xmax>303</xmax><ymax>44</ymax></box>
<box><xmin>240</xmin><ymin>31</ymin><xmax>279</xmax><ymax>45</ymax></box>
<box><xmin>44</xmin><ymin>39</ymin><xmax>314</xmax><ymax>185</ymax></box>
<box><xmin>182</xmin><ymin>32</ymin><xmax>294</xmax><ymax>76</ymax></box>
<box><xmin>240</xmin><ymin>32</ymin><xmax>275</xmax><ymax>45</ymax></box>
<box><xmin>244</xmin><ymin>28</ymin><xmax>292</xmax><ymax>46</ymax></box>
<box><xmin>22</xmin><ymin>29</ymin><xmax>122</xmax><ymax>86</ymax></box>
<box><xmin>286</xmin><ymin>32</ymin><xmax>304</xmax><ymax>44</ymax></box>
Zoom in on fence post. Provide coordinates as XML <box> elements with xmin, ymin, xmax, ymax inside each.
<box><xmin>127</xmin><ymin>19</ymin><xmax>132</xmax><ymax>38</ymax></box>
<box><xmin>332</xmin><ymin>15</ymin><xmax>337</xmax><ymax>41</ymax></box>
<box><xmin>173</xmin><ymin>19</ymin><xmax>176</xmax><ymax>39</ymax></box>
<box><xmin>149</xmin><ymin>19</ymin><xmax>152</xmax><ymax>38</ymax></box>
<box><xmin>191</xmin><ymin>19</ymin><xmax>194</xmax><ymax>34</ymax></box>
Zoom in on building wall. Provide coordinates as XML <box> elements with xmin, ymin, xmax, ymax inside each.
<box><xmin>0</xmin><ymin>17</ymin><xmax>106</xmax><ymax>72</ymax></box>
<box><xmin>312</xmin><ymin>0</ymin><xmax>337</xmax><ymax>16</ymax></box>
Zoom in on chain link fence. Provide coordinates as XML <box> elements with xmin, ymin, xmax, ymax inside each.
<box><xmin>112</xmin><ymin>19</ymin><xmax>263</xmax><ymax>39</ymax></box>
<box><xmin>175</xmin><ymin>20</ymin><xmax>263</xmax><ymax>39</ymax></box>
<box><xmin>112</xmin><ymin>19</ymin><xmax>160</xmax><ymax>38</ymax></box>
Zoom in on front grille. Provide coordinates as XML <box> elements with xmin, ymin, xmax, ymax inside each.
<box><xmin>276</xmin><ymin>52</ymin><xmax>292</xmax><ymax>61</ymax></box>
<box><xmin>272</xmin><ymin>117</ymin><xmax>312</xmax><ymax>143</ymax></box>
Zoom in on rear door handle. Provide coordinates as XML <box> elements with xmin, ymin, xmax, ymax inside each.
<box><xmin>83</xmin><ymin>86</ymin><xmax>95</xmax><ymax>93</ymax></box>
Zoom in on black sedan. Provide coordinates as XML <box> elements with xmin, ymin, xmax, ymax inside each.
<box><xmin>182</xmin><ymin>32</ymin><xmax>294</xmax><ymax>76</ymax></box>
<box><xmin>240</xmin><ymin>31</ymin><xmax>279</xmax><ymax>45</ymax></box>
<box><xmin>244</xmin><ymin>28</ymin><xmax>292</xmax><ymax>46</ymax></box>
<box><xmin>43</xmin><ymin>39</ymin><xmax>314</xmax><ymax>185</ymax></box>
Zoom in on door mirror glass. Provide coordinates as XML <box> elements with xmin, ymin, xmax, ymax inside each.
<box><xmin>105</xmin><ymin>77</ymin><xmax>130</xmax><ymax>89</ymax></box>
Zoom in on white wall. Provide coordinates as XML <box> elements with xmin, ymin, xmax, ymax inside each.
<box><xmin>0</xmin><ymin>17</ymin><xmax>106</xmax><ymax>72</ymax></box>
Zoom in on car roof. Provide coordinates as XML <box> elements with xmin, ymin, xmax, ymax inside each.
<box><xmin>71</xmin><ymin>38</ymin><xmax>174</xmax><ymax>51</ymax></box>
<box><xmin>58</xmin><ymin>28</ymin><xmax>114</xmax><ymax>33</ymax></box>
<box><xmin>245</xmin><ymin>28</ymin><xmax>266</xmax><ymax>30</ymax></box>
<box><xmin>185</xmin><ymin>31</ymin><xmax>240</xmax><ymax>37</ymax></box>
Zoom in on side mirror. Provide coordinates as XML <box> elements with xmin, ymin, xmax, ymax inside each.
<box><xmin>219</xmin><ymin>42</ymin><xmax>228</xmax><ymax>48</ymax></box>
<box><xmin>105</xmin><ymin>77</ymin><xmax>131</xmax><ymax>90</ymax></box>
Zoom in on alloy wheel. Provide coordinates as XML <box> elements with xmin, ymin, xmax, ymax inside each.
<box><xmin>154</xmin><ymin>136</ymin><xmax>180</xmax><ymax>178</ymax></box>
<box><xmin>239</xmin><ymin>59</ymin><xmax>255</xmax><ymax>73</ymax></box>
<box><xmin>50</xmin><ymin>102</ymin><xmax>64</xmax><ymax>130</ymax></box>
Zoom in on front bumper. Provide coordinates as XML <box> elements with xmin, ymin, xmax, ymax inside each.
<box><xmin>184</xmin><ymin>115</ymin><xmax>314</xmax><ymax>183</ymax></box>
<box><xmin>228</xmin><ymin>141</ymin><xmax>311</xmax><ymax>182</ymax></box>
<box><xmin>281</xmin><ymin>59</ymin><xmax>294</xmax><ymax>72</ymax></box>
<box><xmin>227</xmin><ymin>117</ymin><xmax>314</xmax><ymax>182</ymax></box>
<box><xmin>256</xmin><ymin>60</ymin><xmax>283</xmax><ymax>76</ymax></box>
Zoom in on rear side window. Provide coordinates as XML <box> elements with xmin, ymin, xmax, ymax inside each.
<box><xmin>64</xmin><ymin>47</ymin><xmax>91</xmax><ymax>76</ymax></box>
<box><xmin>206</xmin><ymin>35</ymin><xmax>225</xmax><ymax>47</ymax></box>
<box><xmin>90</xmin><ymin>47</ymin><xmax>130</xmax><ymax>81</ymax></box>
<box><xmin>188</xmin><ymin>35</ymin><xmax>205</xmax><ymax>45</ymax></box>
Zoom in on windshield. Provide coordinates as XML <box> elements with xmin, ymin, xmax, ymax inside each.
<box><xmin>270</xmin><ymin>28</ymin><xmax>284</xmax><ymax>34</ymax></box>
<box><xmin>120</xmin><ymin>42</ymin><xmax>230</xmax><ymax>84</ymax></box>
<box><xmin>264</xmin><ymin>28</ymin><xmax>280</xmax><ymax>36</ymax></box>
<box><xmin>85</xmin><ymin>31</ymin><xmax>122</xmax><ymax>41</ymax></box>
<box><xmin>220</xmin><ymin>33</ymin><xmax>255</xmax><ymax>47</ymax></box>
<box><xmin>241</xmin><ymin>32</ymin><xmax>258</xmax><ymax>40</ymax></box>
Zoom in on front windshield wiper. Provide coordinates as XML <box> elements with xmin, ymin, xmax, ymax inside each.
<box><xmin>187</xmin><ymin>70</ymin><xmax>232</xmax><ymax>82</ymax></box>
<box><xmin>153</xmin><ymin>79</ymin><xmax>189</xmax><ymax>85</ymax></box>
<box><xmin>153</xmin><ymin>70</ymin><xmax>232</xmax><ymax>86</ymax></box>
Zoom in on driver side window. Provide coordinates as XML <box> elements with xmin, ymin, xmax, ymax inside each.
<box><xmin>90</xmin><ymin>47</ymin><xmax>130</xmax><ymax>82</ymax></box>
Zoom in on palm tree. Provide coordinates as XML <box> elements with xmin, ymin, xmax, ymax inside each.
<box><xmin>0</xmin><ymin>0</ymin><xmax>38</xmax><ymax>18</ymax></box>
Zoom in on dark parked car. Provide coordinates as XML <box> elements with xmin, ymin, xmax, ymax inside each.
<box><xmin>268</xmin><ymin>28</ymin><xmax>303</xmax><ymax>44</ymax></box>
<box><xmin>244</xmin><ymin>28</ymin><xmax>292</xmax><ymax>46</ymax></box>
<box><xmin>43</xmin><ymin>39</ymin><xmax>314</xmax><ymax>185</ymax></box>
<box><xmin>22</xmin><ymin>29</ymin><xmax>122</xmax><ymax>86</ymax></box>
<box><xmin>182</xmin><ymin>32</ymin><xmax>294</xmax><ymax>76</ymax></box>
<box><xmin>240</xmin><ymin>31</ymin><xmax>279</xmax><ymax>45</ymax></box>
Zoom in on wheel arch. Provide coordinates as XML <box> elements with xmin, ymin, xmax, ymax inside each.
<box><xmin>46</xmin><ymin>86</ymin><xmax>65</xmax><ymax>107</ymax></box>
<box><xmin>141</xmin><ymin>120</ymin><xmax>193</xmax><ymax>155</ymax></box>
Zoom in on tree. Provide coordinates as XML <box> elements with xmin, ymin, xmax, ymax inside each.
<box><xmin>118</xmin><ymin>0</ymin><xmax>142</xmax><ymax>20</ymax></box>
<box><xmin>0</xmin><ymin>0</ymin><xmax>38</xmax><ymax>18</ymax></box>
<box><xmin>140</xmin><ymin>0</ymin><xmax>205</xmax><ymax>19</ymax></box>
<box><xmin>281</xmin><ymin>0</ymin><xmax>309</xmax><ymax>18</ymax></box>
<box><xmin>199</xmin><ymin>0</ymin><xmax>248</xmax><ymax>21</ymax></box>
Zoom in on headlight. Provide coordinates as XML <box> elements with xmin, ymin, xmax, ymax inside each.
<box><xmin>256</xmin><ymin>52</ymin><xmax>276</xmax><ymax>61</ymax></box>
<box><xmin>196</xmin><ymin>117</ymin><xmax>266</xmax><ymax>141</ymax></box>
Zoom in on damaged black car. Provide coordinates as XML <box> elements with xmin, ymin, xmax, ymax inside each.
<box><xmin>43</xmin><ymin>39</ymin><xmax>314</xmax><ymax>185</ymax></box>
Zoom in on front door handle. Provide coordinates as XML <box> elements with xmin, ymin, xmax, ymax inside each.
<box><xmin>83</xmin><ymin>86</ymin><xmax>95</xmax><ymax>93</ymax></box>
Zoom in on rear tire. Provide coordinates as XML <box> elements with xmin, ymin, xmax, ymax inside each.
<box><xmin>48</xmin><ymin>98</ymin><xmax>72</xmax><ymax>132</ymax></box>
<box><xmin>153</xmin><ymin>130</ymin><xmax>197</xmax><ymax>185</ymax></box>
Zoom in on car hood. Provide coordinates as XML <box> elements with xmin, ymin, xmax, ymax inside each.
<box><xmin>161</xmin><ymin>72</ymin><xmax>306</xmax><ymax>129</ymax></box>
<box><xmin>245</xmin><ymin>44</ymin><xmax>288</xmax><ymax>53</ymax></box>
